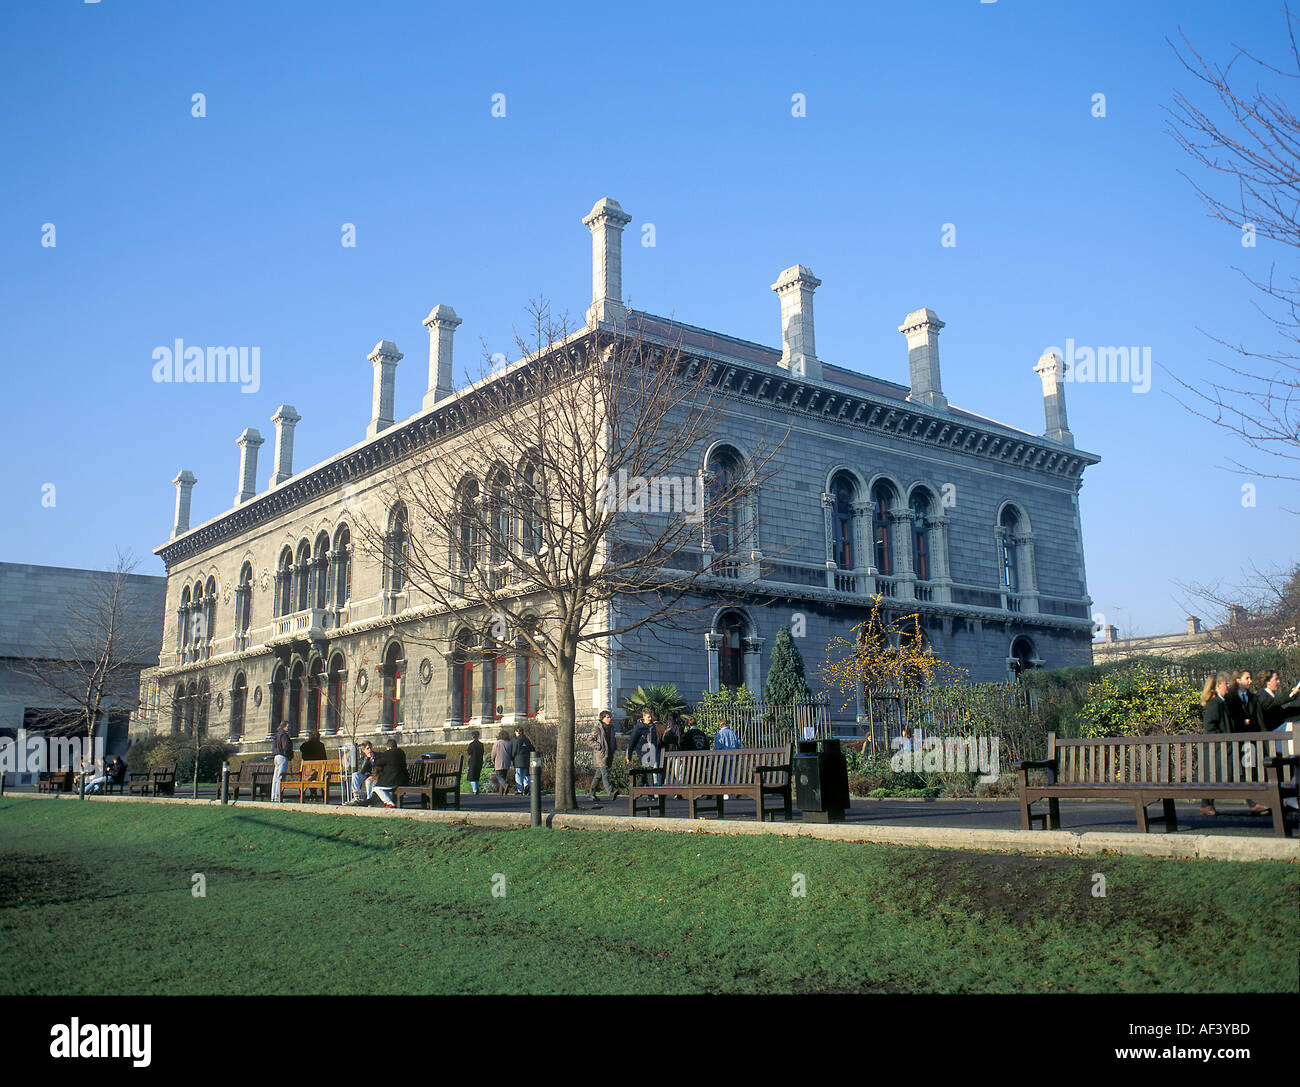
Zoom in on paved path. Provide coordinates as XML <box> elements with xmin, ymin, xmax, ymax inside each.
<box><xmin>18</xmin><ymin>784</ymin><xmax>1291</xmax><ymax>839</ymax></box>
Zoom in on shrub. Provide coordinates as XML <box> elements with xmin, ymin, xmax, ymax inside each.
<box><xmin>126</xmin><ymin>734</ymin><xmax>235</xmax><ymax>783</ymax></box>
<box><xmin>1076</xmin><ymin>663</ymin><xmax>1201</xmax><ymax>738</ymax></box>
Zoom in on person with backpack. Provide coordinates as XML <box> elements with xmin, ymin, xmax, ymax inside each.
<box><xmin>272</xmin><ymin>721</ymin><xmax>294</xmax><ymax>802</ymax></box>
<box><xmin>587</xmin><ymin>710</ymin><xmax>620</xmax><ymax>803</ymax></box>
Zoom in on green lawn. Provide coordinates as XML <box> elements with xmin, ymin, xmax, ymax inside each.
<box><xmin>1</xmin><ymin>797</ymin><xmax>1295</xmax><ymax>994</ymax></box>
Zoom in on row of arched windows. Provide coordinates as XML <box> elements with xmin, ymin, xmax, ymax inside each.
<box><xmin>275</xmin><ymin>525</ymin><xmax>352</xmax><ymax>618</ymax></box>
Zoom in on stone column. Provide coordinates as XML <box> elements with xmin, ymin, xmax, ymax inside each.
<box><xmin>822</xmin><ymin>491</ymin><xmax>837</xmax><ymax>589</ymax></box>
<box><xmin>422</xmin><ymin>304</ymin><xmax>461</xmax><ymax>410</ymax></box>
<box><xmin>234</xmin><ymin>429</ymin><xmax>264</xmax><ymax>505</ymax></box>
<box><xmin>930</xmin><ymin>514</ymin><xmax>954</xmax><ymax>602</ymax></box>
<box><xmin>704</xmin><ymin>632</ymin><xmax>721</xmax><ymax>693</ymax></box>
<box><xmin>1016</xmin><ymin>532</ymin><xmax>1039</xmax><ymax>614</ymax></box>
<box><xmin>583</xmin><ymin>197</ymin><xmax>633</xmax><ymax>327</ymax></box>
<box><xmin>890</xmin><ymin>508</ymin><xmax>916</xmax><ymax>596</ymax></box>
<box><xmin>270</xmin><ymin>405</ymin><xmax>301</xmax><ymax>485</ymax></box>
<box><xmin>172</xmin><ymin>470</ymin><xmax>197</xmax><ymax>537</ymax></box>
<box><xmin>742</xmin><ymin>636</ymin><xmax>765</xmax><ymax>694</ymax></box>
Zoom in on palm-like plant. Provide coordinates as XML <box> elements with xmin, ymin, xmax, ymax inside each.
<box><xmin>622</xmin><ymin>684</ymin><xmax>686</xmax><ymax>723</ymax></box>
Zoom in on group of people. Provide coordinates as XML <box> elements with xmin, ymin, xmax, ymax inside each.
<box><xmin>1199</xmin><ymin>667</ymin><xmax>1300</xmax><ymax>816</ymax></box>
<box><xmin>77</xmin><ymin>754</ymin><xmax>128</xmax><ymax>795</ymax></box>
<box><xmin>344</xmin><ymin>737</ymin><xmax>409</xmax><ymax>807</ymax></box>
<box><xmin>487</xmin><ymin>727</ymin><xmax>536</xmax><ymax>795</ymax></box>
<box><xmin>589</xmin><ymin>707</ymin><xmax>742</xmax><ymax>797</ymax></box>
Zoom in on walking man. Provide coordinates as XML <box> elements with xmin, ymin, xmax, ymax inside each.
<box><xmin>272</xmin><ymin>720</ymin><xmax>294</xmax><ymax>802</ymax></box>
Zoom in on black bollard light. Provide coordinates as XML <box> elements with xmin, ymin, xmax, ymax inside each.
<box><xmin>529</xmin><ymin>752</ymin><xmax>542</xmax><ymax>827</ymax></box>
<box><xmin>221</xmin><ymin>761</ymin><xmax>230</xmax><ymax>805</ymax></box>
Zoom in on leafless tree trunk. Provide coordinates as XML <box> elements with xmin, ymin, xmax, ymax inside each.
<box><xmin>352</xmin><ymin>301</ymin><xmax>784</xmax><ymax>810</ymax></box>
<box><xmin>1165</xmin><ymin>7</ymin><xmax>1300</xmax><ymax>491</ymax></box>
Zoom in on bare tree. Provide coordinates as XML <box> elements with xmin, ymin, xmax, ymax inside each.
<box><xmin>1164</xmin><ymin>8</ymin><xmax>1300</xmax><ymax>491</ymax></box>
<box><xmin>352</xmin><ymin>301</ymin><xmax>784</xmax><ymax>809</ymax></box>
<box><xmin>10</xmin><ymin>551</ymin><xmax>161</xmax><ymax>795</ymax></box>
<box><xmin>1174</xmin><ymin>562</ymin><xmax>1300</xmax><ymax>650</ymax></box>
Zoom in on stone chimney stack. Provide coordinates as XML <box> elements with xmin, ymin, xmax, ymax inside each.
<box><xmin>1034</xmin><ymin>350</ymin><xmax>1074</xmax><ymax>447</ymax></box>
<box><xmin>422</xmin><ymin>305</ymin><xmax>461</xmax><ymax>410</ymax></box>
<box><xmin>1228</xmin><ymin>604</ymin><xmax>1247</xmax><ymax>626</ymax></box>
<box><xmin>1187</xmin><ymin>615</ymin><xmax>1203</xmax><ymax>635</ymax></box>
<box><xmin>1104</xmin><ymin>624</ymin><xmax>1118</xmax><ymax>643</ymax></box>
<box><xmin>172</xmin><ymin>470</ymin><xmax>197</xmax><ymax>537</ymax></box>
<box><xmin>771</xmin><ymin>266</ymin><xmax>822</xmax><ymax>382</ymax></box>
<box><xmin>899</xmin><ymin>308</ymin><xmax>948</xmax><ymax>411</ymax></box>
<box><xmin>367</xmin><ymin>341</ymin><xmax>403</xmax><ymax>438</ymax></box>
<box><xmin>234</xmin><ymin>429</ymin><xmax>265</xmax><ymax>505</ymax></box>
<box><xmin>270</xmin><ymin>406</ymin><xmax>300</xmax><ymax>486</ymax></box>
<box><xmin>583</xmin><ymin>197</ymin><xmax>633</xmax><ymax>327</ymax></box>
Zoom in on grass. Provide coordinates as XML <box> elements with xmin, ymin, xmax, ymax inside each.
<box><xmin>0</xmin><ymin>796</ymin><xmax>1296</xmax><ymax>994</ymax></box>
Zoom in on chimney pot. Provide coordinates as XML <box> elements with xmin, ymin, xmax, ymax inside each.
<box><xmin>270</xmin><ymin>406</ymin><xmax>300</xmax><ymax>486</ymax></box>
<box><xmin>367</xmin><ymin>341</ymin><xmax>403</xmax><ymax>438</ymax></box>
<box><xmin>1034</xmin><ymin>349</ymin><xmax>1074</xmax><ymax>446</ymax></box>
<box><xmin>234</xmin><ymin>428</ymin><xmax>265</xmax><ymax>505</ymax></box>
<box><xmin>583</xmin><ymin>197</ymin><xmax>633</xmax><ymax>327</ymax></box>
<box><xmin>172</xmin><ymin>469</ymin><xmax>197</xmax><ymax>538</ymax></box>
<box><xmin>899</xmin><ymin>308</ymin><xmax>948</xmax><ymax>411</ymax></box>
<box><xmin>771</xmin><ymin>265</ymin><xmax>822</xmax><ymax>381</ymax></box>
<box><xmin>422</xmin><ymin>305</ymin><xmax>462</xmax><ymax>409</ymax></box>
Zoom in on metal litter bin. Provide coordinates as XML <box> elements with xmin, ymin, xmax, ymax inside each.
<box><xmin>794</xmin><ymin>739</ymin><xmax>850</xmax><ymax>823</ymax></box>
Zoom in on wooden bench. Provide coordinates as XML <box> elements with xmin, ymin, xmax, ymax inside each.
<box><xmin>37</xmin><ymin>771</ymin><xmax>74</xmax><ymax>794</ymax></box>
<box><xmin>278</xmin><ymin>759</ymin><xmax>342</xmax><ymax>804</ymax></box>
<box><xmin>394</xmin><ymin>757</ymin><xmax>464</xmax><ymax>810</ymax></box>
<box><xmin>229</xmin><ymin>760</ymin><xmax>274</xmax><ymax>802</ymax></box>
<box><xmin>1017</xmin><ymin>730</ymin><xmax>1297</xmax><ymax>838</ymax></box>
<box><xmin>127</xmin><ymin>764</ymin><xmax>176</xmax><ymax>797</ymax></box>
<box><xmin>628</xmin><ymin>746</ymin><xmax>793</xmax><ymax>821</ymax></box>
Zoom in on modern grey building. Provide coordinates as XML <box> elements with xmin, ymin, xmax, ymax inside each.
<box><xmin>1</xmin><ymin>562</ymin><xmax>165</xmax><ymax>784</ymax></box>
<box><xmin>138</xmin><ymin>197</ymin><xmax>1098</xmax><ymax>749</ymax></box>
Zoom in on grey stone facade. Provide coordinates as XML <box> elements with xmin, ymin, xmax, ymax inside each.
<box><xmin>138</xmin><ymin>197</ymin><xmax>1098</xmax><ymax>748</ymax></box>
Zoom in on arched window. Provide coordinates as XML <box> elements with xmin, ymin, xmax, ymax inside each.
<box><xmin>332</xmin><ymin>525</ymin><xmax>351</xmax><ymax>607</ymax></box>
<box><xmin>171</xmin><ymin>683</ymin><xmax>185</xmax><ymax>735</ymax></box>
<box><xmin>910</xmin><ymin>491</ymin><xmax>932</xmax><ymax>582</ymax></box>
<box><xmin>179</xmin><ymin>586</ymin><xmax>192</xmax><ymax>658</ymax></box>
<box><xmin>519</xmin><ymin>463</ymin><xmax>542</xmax><ymax>555</ymax></box>
<box><xmin>203</xmin><ymin>577</ymin><xmax>217</xmax><ymax>654</ymax></box>
<box><xmin>489</xmin><ymin>654</ymin><xmax>506</xmax><ymax>721</ymax></box>
<box><xmin>707</xmin><ymin>448</ymin><xmax>743</xmax><ymax>559</ymax></box>
<box><xmin>185</xmin><ymin>680</ymin><xmax>199</xmax><ymax>737</ymax></box>
<box><xmin>236</xmin><ymin>563</ymin><xmax>253</xmax><ymax>638</ymax></box>
<box><xmin>270</xmin><ymin>664</ymin><xmax>287</xmax><ymax>734</ymax></box>
<box><xmin>718</xmin><ymin>611</ymin><xmax>746</xmax><ymax>689</ymax></box>
<box><xmin>288</xmin><ymin>661</ymin><xmax>306</xmax><ymax>736</ymax></box>
<box><xmin>456</xmin><ymin>481</ymin><xmax>480</xmax><ymax>577</ymax></box>
<box><xmin>381</xmin><ymin>642</ymin><xmax>404</xmax><ymax>729</ymax></box>
<box><xmin>489</xmin><ymin>471</ymin><xmax>510</xmax><ymax>565</ymax></box>
<box><xmin>386</xmin><ymin>504</ymin><xmax>409</xmax><ymax>595</ymax></box>
<box><xmin>830</xmin><ymin>474</ymin><xmax>857</xmax><ymax>570</ymax></box>
<box><xmin>294</xmin><ymin>540</ymin><xmax>311</xmax><ymax>613</ymax></box>
<box><xmin>452</xmin><ymin>629</ymin><xmax>474</xmax><ymax>723</ymax></box>
<box><xmin>326</xmin><ymin>654</ymin><xmax>346</xmax><ymax>735</ymax></box>
<box><xmin>275</xmin><ymin>548</ymin><xmax>293</xmax><ymax>618</ymax></box>
<box><xmin>999</xmin><ymin>507</ymin><xmax>1020</xmax><ymax>594</ymax></box>
<box><xmin>871</xmin><ymin>483</ymin><xmax>896</xmax><ymax>575</ymax></box>
<box><xmin>1010</xmin><ymin>635</ymin><xmax>1037</xmax><ymax>676</ymax></box>
<box><xmin>312</xmin><ymin>533</ymin><xmax>330</xmax><ymax>610</ymax></box>
<box><xmin>230</xmin><ymin>672</ymin><xmax>247</xmax><ymax>741</ymax></box>
<box><xmin>515</xmin><ymin>619</ymin><xmax>542</xmax><ymax>719</ymax></box>
<box><xmin>307</xmin><ymin>657</ymin><xmax>324</xmax><ymax>733</ymax></box>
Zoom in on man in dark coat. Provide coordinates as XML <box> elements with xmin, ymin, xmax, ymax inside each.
<box><xmin>1258</xmin><ymin>670</ymin><xmax>1300</xmax><ymax>730</ymax></box>
<box><xmin>271</xmin><ymin>722</ymin><xmax>294</xmax><ymax>801</ymax></box>
<box><xmin>300</xmin><ymin>729</ymin><xmax>327</xmax><ymax>761</ymax></box>
<box><xmin>628</xmin><ymin>708</ymin><xmax>662</xmax><ymax>786</ymax></box>
<box><xmin>466</xmin><ymin>730</ymin><xmax>485</xmax><ymax>795</ymax></box>
<box><xmin>511</xmin><ymin>728</ymin><xmax>535</xmax><ymax>795</ymax></box>
<box><xmin>369</xmin><ymin>737</ymin><xmax>408</xmax><ymax>808</ymax></box>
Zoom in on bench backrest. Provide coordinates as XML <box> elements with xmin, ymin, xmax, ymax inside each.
<box><xmin>662</xmin><ymin>746</ymin><xmax>791</xmax><ymax>788</ymax></box>
<box><xmin>296</xmin><ymin>760</ymin><xmax>340</xmax><ymax>783</ymax></box>
<box><xmin>1048</xmin><ymin>730</ymin><xmax>1294</xmax><ymax>786</ymax></box>
<box><xmin>236</xmin><ymin>761</ymin><xmax>272</xmax><ymax>783</ymax></box>
<box><xmin>406</xmin><ymin>757</ymin><xmax>463</xmax><ymax>787</ymax></box>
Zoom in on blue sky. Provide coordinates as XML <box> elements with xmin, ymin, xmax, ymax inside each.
<box><xmin>1</xmin><ymin>0</ymin><xmax>1294</xmax><ymax>637</ymax></box>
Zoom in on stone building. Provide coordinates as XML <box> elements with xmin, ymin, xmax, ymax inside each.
<box><xmin>135</xmin><ymin>197</ymin><xmax>1099</xmax><ymax>751</ymax></box>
